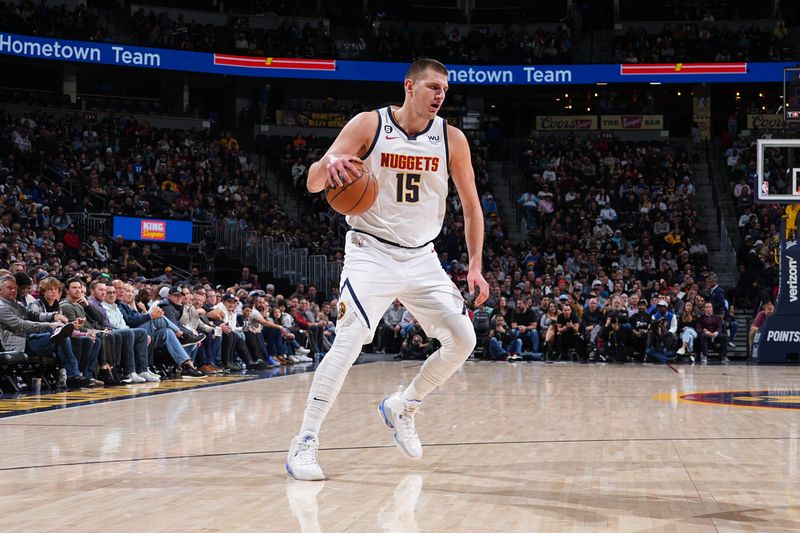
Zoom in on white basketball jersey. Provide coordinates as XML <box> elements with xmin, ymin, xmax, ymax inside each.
<box><xmin>347</xmin><ymin>106</ymin><xmax>450</xmax><ymax>248</ymax></box>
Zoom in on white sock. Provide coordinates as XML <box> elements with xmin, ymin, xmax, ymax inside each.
<box><xmin>400</xmin><ymin>314</ymin><xmax>476</xmax><ymax>403</ymax></box>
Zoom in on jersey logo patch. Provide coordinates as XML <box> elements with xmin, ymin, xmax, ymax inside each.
<box><xmin>427</xmin><ymin>135</ymin><xmax>441</xmax><ymax>145</ymax></box>
<box><xmin>384</xmin><ymin>125</ymin><xmax>393</xmax><ymax>134</ymax></box>
<box><xmin>338</xmin><ymin>301</ymin><xmax>347</xmax><ymax>320</ymax></box>
<box><xmin>385</xmin><ymin>135</ymin><xmax>399</xmax><ymax>140</ymax></box>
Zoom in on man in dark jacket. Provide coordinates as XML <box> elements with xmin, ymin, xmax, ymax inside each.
<box><xmin>696</xmin><ymin>302</ymin><xmax>729</xmax><ymax>363</ymax></box>
<box><xmin>629</xmin><ymin>299</ymin><xmax>652</xmax><ymax>359</ymax></box>
<box><xmin>487</xmin><ymin>316</ymin><xmax>522</xmax><ymax>361</ymax></box>
<box><xmin>645</xmin><ymin>317</ymin><xmax>677</xmax><ymax>363</ymax></box>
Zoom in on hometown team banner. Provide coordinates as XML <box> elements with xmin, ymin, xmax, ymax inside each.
<box><xmin>0</xmin><ymin>32</ymin><xmax>797</xmax><ymax>85</ymax></box>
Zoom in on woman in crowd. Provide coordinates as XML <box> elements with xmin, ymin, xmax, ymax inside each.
<box><xmin>539</xmin><ymin>301</ymin><xmax>560</xmax><ymax>355</ymax></box>
<box><xmin>676</xmin><ymin>299</ymin><xmax>699</xmax><ymax>361</ymax></box>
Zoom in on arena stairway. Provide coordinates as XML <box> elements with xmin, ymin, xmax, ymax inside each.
<box><xmin>730</xmin><ymin>307</ymin><xmax>753</xmax><ymax>360</ymax></box>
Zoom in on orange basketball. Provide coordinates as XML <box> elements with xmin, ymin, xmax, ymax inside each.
<box><xmin>325</xmin><ymin>161</ymin><xmax>378</xmax><ymax>216</ymax></box>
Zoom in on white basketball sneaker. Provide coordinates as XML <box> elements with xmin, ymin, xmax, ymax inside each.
<box><xmin>379</xmin><ymin>392</ymin><xmax>423</xmax><ymax>459</ymax></box>
<box><xmin>286</xmin><ymin>434</ymin><xmax>325</xmax><ymax>481</ymax></box>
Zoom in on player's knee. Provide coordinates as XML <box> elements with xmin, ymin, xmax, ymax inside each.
<box><xmin>334</xmin><ymin>322</ymin><xmax>373</xmax><ymax>348</ymax></box>
<box><xmin>439</xmin><ymin>314</ymin><xmax>476</xmax><ymax>356</ymax></box>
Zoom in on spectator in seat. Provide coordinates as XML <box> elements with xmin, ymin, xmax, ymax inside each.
<box><xmin>399</xmin><ymin>333</ymin><xmax>436</xmax><ymax>360</ymax></box>
<box><xmin>510</xmin><ymin>298</ymin><xmax>540</xmax><ymax>353</ymax></box>
<box><xmin>696</xmin><ymin>302</ymin><xmax>729</xmax><ymax>363</ymax></box>
<box><xmin>676</xmin><ymin>300</ymin><xmax>699</xmax><ymax>361</ymax></box>
<box><xmin>292</xmin><ymin>298</ymin><xmax>324</xmax><ymax>356</ymax></box>
<box><xmin>539</xmin><ymin>301</ymin><xmax>560</xmax><ymax>356</ymax></box>
<box><xmin>378</xmin><ymin>299</ymin><xmax>405</xmax><ymax>354</ymax></box>
<box><xmin>629</xmin><ymin>299</ymin><xmax>653</xmax><ymax>359</ymax></box>
<box><xmin>211</xmin><ymin>293</ymin><xmax>272</xmax><ymax>371</ymax></box>
<box><xmin>471</xmin><ymin>303</ymin><xmax>492</xmax><ymax>344</ymax></box>
<box><xmin>645</xmin><ymin>317</ymin><xmax>678</xmax><ymax>363</ymax></box>
<box><xmin>0</xmin><ymin>275</ymin><xmax>91</xmax><ymax>388</ymax></box>
<box><xmin>86</xmin><ymin>280</ymin><xmax>143</xmax><ymax>384</ymax></box>
<box><xmin>29</xmin><ymin>276</ymin><xmax>99</xmax><ymax>385</ymax></box>
<box><xmin>100</xmin><ymin>283</ymin><xmax>155</xmax><ymax>383</ymax></box>
<box><xmin>488</xmin><ymin>316</ymin><xmax>522</xmax><ymax>361</ymax></box>
<box><xmin>119</xmin><ymin>284</ymin><xmax>204</xmax><ymax>379</ymax></box>
<box><xmin>602</xmin><ymin>314</ymin><xmax>631</xmax><ymax>363</ymax></box>
<box><xmin>581</xmin><ymin>297</ymin><xmax>604</xmax><ymax>357</ymax></box>
<box><xmin>60</xmin><ymin>277</ymin><xmax>119</xmax><ymax>386</ymax></box>
<box><xmin>555</xmin><ymin>302</ymin><xmax>583</xmax><ymax>360</ymax></box>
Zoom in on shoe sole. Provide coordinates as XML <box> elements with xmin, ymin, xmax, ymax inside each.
<box><xmin>379</xmin><ymin>397</ymin><xmax>421</xmax><ymax>460</ymax></box>
<box><xmin>285</xmin><ymin>462</ymin><xmax>325</xmax><ymax>481</ymax></box>
<box><xmin>379</xmin><ymin>397</ymin><xmax>394</xmax><ymax>429</ymax></box>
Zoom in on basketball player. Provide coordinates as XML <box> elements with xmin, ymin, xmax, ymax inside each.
<box><xmin>286</xmin><ymin>59</ymin><xmax>489</xmax><ymax>480</ymax></box>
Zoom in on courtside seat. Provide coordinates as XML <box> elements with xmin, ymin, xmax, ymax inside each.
<box><xmin>0</xmin><ymin>350</ymin><xmax>29</xmax><ymax>394</ymax></box>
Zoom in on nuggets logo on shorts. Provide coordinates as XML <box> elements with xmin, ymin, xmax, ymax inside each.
<box><xmin>678</xmin><ymin>390</ymin><xmax>800</xmax><ymax>410</ymax></box>
<box><xmin>338</xmin><ymin>301</ymin><xmax>347</xmax><ymax>320</ymax></box>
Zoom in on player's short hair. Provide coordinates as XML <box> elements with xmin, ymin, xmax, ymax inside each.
<box><xmin>406</xmin><ymin>58</ymin><xmax>448</xmax><ymax>81</ymax></box>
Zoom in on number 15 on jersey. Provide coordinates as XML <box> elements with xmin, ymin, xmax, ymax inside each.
<box><xmin>395</xmin><ymin>173</ymin><xmax>421</xmax><ymax>203</ymax></box>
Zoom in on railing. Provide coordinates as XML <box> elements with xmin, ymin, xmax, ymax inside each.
<box><xmin>213</xmin><ymin>219</ymin><xmax>344</xmax><ymax>295</ymax></box>
<box><xmin>704</xmin><ymin>140</ymin><xmax>739</xmax><ymax>285</ymax></box>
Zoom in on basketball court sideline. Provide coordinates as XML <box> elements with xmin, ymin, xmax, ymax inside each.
<box><xmin>1</xmin><ymin>361</ymin><xmax>799</xmax><ymax>532</ymax></box>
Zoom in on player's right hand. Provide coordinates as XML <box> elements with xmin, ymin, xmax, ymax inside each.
<box><xmin>325</xmin><ymin>154</ymin><xmax>363</xmax><ymax>189</ymax></box>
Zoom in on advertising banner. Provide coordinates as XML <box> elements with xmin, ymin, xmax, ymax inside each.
<box><xmin>693</xmin><ymin>95</ymin><xmax>711</xmax><ymax>141</ymax></box>
<box><xmin>600</xmin><ymin>115</ymin><xmax>664</xmax><ymax>130</ymax></box>
<box><xmin>747</xmin><ymin>114</ymin><xmax>784</xmax><ymax>130</ymax></box>
<box><xmin>0</xmin><ymin>32</ymin><xmax>797</xmax><ymax>85</ymax></box>
<box><xmin>113</xmin><ymin>217</ymin><xmax>193</xmax><ymax>244</ymax></box>
<box><xmin>536</xmin><ymin>115</ymin><xmax>597</xmax><ymax>131</ymax></box>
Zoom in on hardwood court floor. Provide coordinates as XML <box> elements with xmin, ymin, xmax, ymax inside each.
<box><xmin>2</xmin><ymin>361</ymin><xmax>800</xmax><ymax>532</ymax></box>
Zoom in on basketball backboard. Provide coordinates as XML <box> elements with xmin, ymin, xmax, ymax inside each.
<box><xmin>756</xmin><ymin>139</ymin><xmax>800</xmax><ymax>203</ymax></box>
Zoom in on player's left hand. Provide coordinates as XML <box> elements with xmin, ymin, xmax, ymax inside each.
<box><xmin>467</xmin><ymin>269</ymin><xmax>490</xmax><ymax>306</ymax></box>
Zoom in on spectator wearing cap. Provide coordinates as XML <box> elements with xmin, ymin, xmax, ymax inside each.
<box><xmin>645</xmin><ymin>316</ymin><xmax>678</xmax><ymax>363</ymax></box>
<box><xmin>119</xmin><ymin>283</ymin><xmax>204</xmax><ymax>379</ymax></box>
<box><xmin>0</xmin><ymin>275</ymin><xmax>92</xmax><ymax>388</ymax></box>
<box><xmin>650</xmin><ymin>300</ymin><xmax>678</xmax><ymax>335</ymax></box>
<box><xmin>240</xmin><ymin>303</ymin><xmax>284</xmax><ymax>368</ymax></box>
<box><xmin>211</xmin><ymin>293</ymin><xmax>270</xmax><ymax>371</ymax></box>
<box><xmin>13</xmin><ymin>271</ymin><xmax>35</xmax><ymax>306</ymax></box>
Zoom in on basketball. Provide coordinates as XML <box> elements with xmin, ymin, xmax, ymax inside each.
<box><xmin>325</xmin><ymin>161</ymin><xmax>378</xmax><ymax>215</ymax></box>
